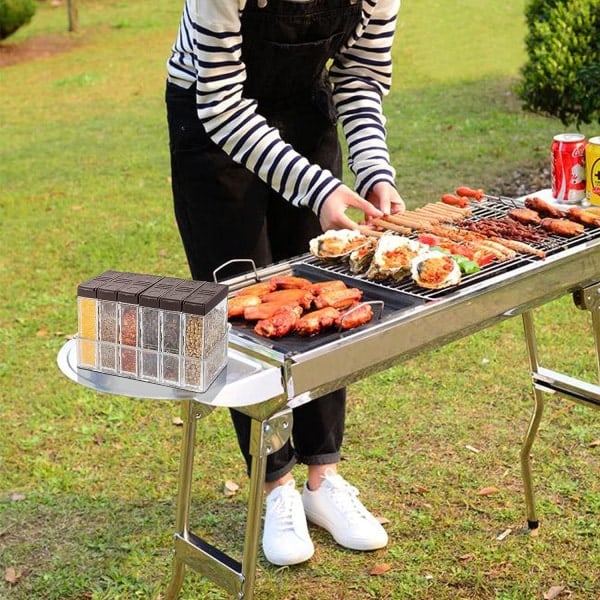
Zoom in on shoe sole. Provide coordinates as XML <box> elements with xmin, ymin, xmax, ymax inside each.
<box><xmin>303</xmin><ymin>508</ymin><xmax>388</xmax><ymax>551</ymax></box>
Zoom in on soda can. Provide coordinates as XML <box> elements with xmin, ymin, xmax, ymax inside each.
<box><xmin>585</xmin><ymin>136</ymin><xmax>600</xmax><ymax>206</ymax></box>
<box><xmin>551</xmin><ymin>133</ymin><xmax>587</xmax><ymax>203</ymax></box>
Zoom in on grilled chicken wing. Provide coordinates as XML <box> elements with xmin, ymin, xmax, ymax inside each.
<box><xmin>228</xmin><ymin>295</ymin><xmax>262</xmax><ymax>318</ymax></box>
<box><xmin>524</xmin><ymin>196</ymin><xmax>566</xmax><ymax>218</ymax></box>
<box><xmin>295</xmin><ymin>307</ymin><xmax>340</xmax><ymax>336</ymax></box>
<box><xmin>253</xmin><ymin>306</ymin><xmax>302</xmax><ymax>338</ymax></box>
<box><xmin>269</xmin><ymin>275</ymin><xmax>313</xmax><ymax>289</ymax></box>
<box><xmin>540</xmin><ymin>218</ymin><xmax>585</xmax><ymax>237</ymax></box>
<box><xmin>567</xmin><ymin>206</ymin><xmax>600</xmax><ymax>227</ymax></box>
<box><xmin>507</xmin><ymin>207</ymin><xmax>541</xmax><ymax>226</ymax></box>
<box><xmin>313</xmin><ymin>287</ymin><xmax>363</xmax><ymax>310</ymax></box>
<box><xmin>233</xmin><ymin>281</ymin><xmax>277</xmax><ymax>297</ymax></box>
<box><xmin>243</xmin><ymin>300</ymin><xmax>300</xmax><ymax>321</ymax></box>
<box><xmin>308</xmin><ymin>280</ymin><xmax>347</xmax><ymax>295</ymax></box>
<box><xmin>336</xmin><ymin>303</ymin><xmax>374</xmax><ymax>330</ymax></box>
<box><xmin>261</xmin><ymin>288</ymin><xmax>315</xmax><ymax>309</ymax></box>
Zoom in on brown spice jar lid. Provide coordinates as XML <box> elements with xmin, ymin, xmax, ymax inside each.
<box><xmin>77</xmin><ymin>270</ymin><xmax>122</xmax><ymax>299</ymax></box>
<box><xmin>159</xmin><ymin>280</ymin><xmax>205</xmax><ymax>312</ymax></box>
<box><xmin>182</xmin><ymin>282</ymin><xmax>228</xmax><ymax>316</ymax></box>
<box><xmin>139</xmin><ymin>277</ymin><xmax>183</xmax><ymax>308</ymax></box>
<box><xmin>97</xmin><ymin>272</ymin><xmax>136</xmax><ymax>301</ymax></box>
<box><xmin>116</xmin><ymin>273</ymin><xmax>163</xmax><ymax>304</ymax></box>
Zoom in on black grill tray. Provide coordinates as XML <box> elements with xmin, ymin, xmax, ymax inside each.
<box><xmin>228</xmin><ymin>262</ymin><xmax>425</xmax><ymax>356</ymax></box>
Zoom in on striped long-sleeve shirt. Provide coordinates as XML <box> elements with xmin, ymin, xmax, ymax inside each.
<box><xmin>167</xmin><ymin>0</ymin><xmax>400</xmax><ymax>216</ymax></box>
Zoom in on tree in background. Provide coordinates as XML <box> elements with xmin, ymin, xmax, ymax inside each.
<box><xmin>517</xmin><ymin>0</ymin><xmax>600</xmax><ymax>127</ymax></box>
<box><xmin>0</xmin><ymin>0</ymin><xmax>36</xmax><ymax>41</ymax></box>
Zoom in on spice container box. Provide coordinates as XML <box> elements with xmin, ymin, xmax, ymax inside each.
<box><xmin>76</xmin><ymin>272</ymin><xmax>230</xmax><ymax>393</ymax></box>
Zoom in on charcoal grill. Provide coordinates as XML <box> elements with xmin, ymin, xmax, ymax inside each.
<box><xmin>57</xmin><ymin>194</ymin><xmax>600</xmax><ymax>600</ymax></box>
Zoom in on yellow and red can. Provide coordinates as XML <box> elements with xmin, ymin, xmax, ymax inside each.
<box><xmin>586</xmin><ymin>136</ymin><xmax>600</xmax><ymax>206</ymax></box>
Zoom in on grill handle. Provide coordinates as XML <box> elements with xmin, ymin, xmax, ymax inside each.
<box><xmin>213</xmin><ymin>259</ymin><xmax>259</xmax><ymax>284</ymax></box>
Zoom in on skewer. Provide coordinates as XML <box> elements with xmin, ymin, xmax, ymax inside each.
<box><xmin>483</xmin><ymin>194</ymin><xmax>519</xmax><ymax>208</ymax></box>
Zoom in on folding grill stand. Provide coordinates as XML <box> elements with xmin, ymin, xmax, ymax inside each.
<box><xmin>520</xmin><ymin>281</ymin><xmax>600</xmax><ymax>530</ymax></box>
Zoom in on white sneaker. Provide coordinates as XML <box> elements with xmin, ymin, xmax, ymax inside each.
<box><xmin>262</xmin><ymin>479</ymin><xmax>315</xmax><ymax>566</ymax></box>
<box><xmin>302</xmin><ymin>468</ymin><xmax>388</xmax><ymax>551</ymax></box>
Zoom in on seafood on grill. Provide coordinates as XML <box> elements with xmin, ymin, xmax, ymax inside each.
<box><xmin>365</xmin><ymin>234</ymin><xmax>427</xmax><ymax>281</ymax></box>
<box><xmin>309</xmin><ymin>229</ymin><xmax>371</xmax><ymax>260</ymax></box>
<box><xmin>410</xmin><ymin>250</ymin><xmax>462</xmax><ymax>290</ymax></box>
<box><xmin>253</xmin><ymin>305</ymin><xmax>303</xmax><ymax>338</ymax></box>
<box><xmin>539</xmin><ymin>218</ymin><xmax>585</xmax><ymax>237</ymax></box>
<box><xmin>349</xmin><ymin>237</ymin><xmax>377</xmax><ymax>273</ymax></box>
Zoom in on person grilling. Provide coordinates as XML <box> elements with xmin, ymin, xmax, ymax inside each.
<box><xmin>165</xmin><ymin>0</ymin><xmax>405</xmax><ymax>566</ymax></box>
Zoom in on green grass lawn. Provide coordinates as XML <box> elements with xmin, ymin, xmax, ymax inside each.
<box><xmin>1</xmin><ymin>1</ymin><xmax>600</xmax><ymax>599</ymax></box>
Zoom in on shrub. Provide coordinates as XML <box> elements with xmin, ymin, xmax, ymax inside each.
<box><xmin>517</xmin><ymin>0</ymin><xmax>600</xmax><ymax>127</ymax></box>
<box><xmin>0</xmin><ymin>0</ymin><xmax>37</xmax><ymax>41</ymax></box>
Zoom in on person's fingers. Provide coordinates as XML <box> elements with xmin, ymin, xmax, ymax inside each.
<box><xmin>319</xmin><ymin>211</ymin><xmax>358</xmax><ymax>232</ymax></box>
<box><xmin>389</xmin><ymin>195</ymin><xmax>406</xmax><ymax>214</ymax></box>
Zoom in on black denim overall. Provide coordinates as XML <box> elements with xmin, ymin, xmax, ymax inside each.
<box><xmin>166</xmin><ymin>0</ymin><xmax>362</xmax><ymax>481</ymax></box>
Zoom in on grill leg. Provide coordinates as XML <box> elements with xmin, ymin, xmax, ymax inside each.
<box><xmin>241</xmin><ymin>409</ymin><xmax>293</xmax><ymax>599</ymax></box>
<box><xmin>519</xmin><ymin>387</ymin><xmax>543</xmax><ymax>529</ymax></box>
<box><xmin>573</xmin><ymin>284</ymin><xmax>600</xmax><ymax>380</ymax></box>
<box><xmin>521</xmin><ymin>311</ymin><xmax>542</xmax><ymax>529</ymax></box>
<box><xmin>165</xmin><ymin>400</ymin><xmax>215</xmax><ymax>600</ymax></box>
<box><xmin>590</xmin><ymin>305</ymin><xmax>600</xmax><ymax>381</ymax></box>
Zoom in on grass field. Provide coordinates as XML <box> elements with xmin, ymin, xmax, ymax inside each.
<box><xmin>1</xmin><ymin>1</ymin><xmax>600</xmax><ymax>599</ymax></box>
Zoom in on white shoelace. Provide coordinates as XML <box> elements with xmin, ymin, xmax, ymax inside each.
<box><xmin>323</xmin><ymin>474</ymin><xmax>372</xmax><ymax>526</ymax></box>
<box><xmin>268</xmin><ymin>482</ymin><xmax>300</xmax><ymax>533</ymax></box>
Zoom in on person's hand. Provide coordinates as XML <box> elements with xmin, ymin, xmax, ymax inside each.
<box><xmin>365</xmin><ymin>182</ymin><xmax>405</xmax><ymax>224</ymax></box>
<box><xmin>319</xmin><ymin>184</ymin><xmax>383</xmax><ymax>231</ymax></box>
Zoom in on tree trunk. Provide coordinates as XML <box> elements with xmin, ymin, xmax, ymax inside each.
<box><xmin>67</xmin><ymin>0</ymin><xmax>78</xmax><ymax>32</ymax></box>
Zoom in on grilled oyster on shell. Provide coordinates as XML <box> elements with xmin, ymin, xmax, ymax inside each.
<box><xmin>410</xmin><ymin>250</ymin><xmax>461</xmax><ymax>289</ymax></box>
<box><xmin>365</xmin><ymin>234</ymin><xmax>427</xmax><ymax>281</ymax></box>
<box><xmin>349</xmin><ymin>237</ymin><xmax>377</xmax><ymax>273</ymax></box>
<box><xmin>309</xmin><ymin>229</ymin><xmax>370</xmax><ymax>261</ymax></box>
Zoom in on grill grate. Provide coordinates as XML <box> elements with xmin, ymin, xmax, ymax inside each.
<box><xmin>300</xmin><ymin>198</ymin><xmax>600</xmax><ymax>302</ymax></box>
